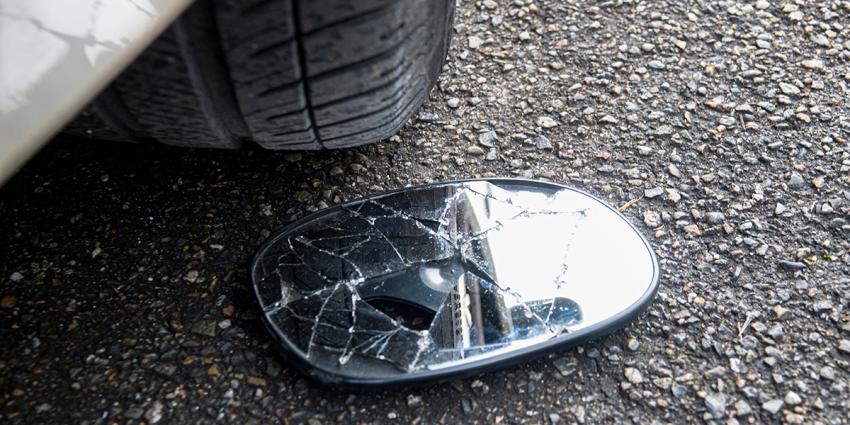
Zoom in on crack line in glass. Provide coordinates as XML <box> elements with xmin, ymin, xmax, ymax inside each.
<box><xmin>256</xmin><ymin>182</ymin><xmax>593</xmax><ymax>373</ymax></box>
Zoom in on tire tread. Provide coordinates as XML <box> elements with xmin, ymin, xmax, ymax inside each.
<box><xmin>65</xmin><ymin>0</ymin><xmax>454</xmax><ymax>150</ymax></box>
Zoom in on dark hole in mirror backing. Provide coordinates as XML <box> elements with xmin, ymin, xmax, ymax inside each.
<box><xmin>363</xmin><ymin>298</ymin><xmax>435</xmax><ymax>331</ymax></box>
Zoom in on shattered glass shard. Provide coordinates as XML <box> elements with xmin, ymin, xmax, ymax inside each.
<box><xmin>252</xmin><ymin>180</ymin><xmax>658</xmax><ymax>383</ymax></box>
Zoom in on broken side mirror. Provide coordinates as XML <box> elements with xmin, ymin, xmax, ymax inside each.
<box><xmin>252</xmin><ymin>179</ymin><xmax>659</xmax><ymax>388</ymax></box>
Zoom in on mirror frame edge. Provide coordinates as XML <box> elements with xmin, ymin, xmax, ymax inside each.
<box><xmin>250</xmin><ymin>178</ymin><xmax>661</xmax><ymax>389</ymax></box>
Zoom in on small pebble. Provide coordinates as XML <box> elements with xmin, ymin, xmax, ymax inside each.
<box><xmin>762</xmin><ymin>399</ymin><xmax>783</xmax><ymax>414</ymax></box>
<box><xmin>536</xmin><ymin>116</ymin><xmax>559</xmax><ymax>128</ymax></box>
<box><xmin>644</xmin><ymin>187</ymin><xmax>664</xmax><ymax>198</ymax></box>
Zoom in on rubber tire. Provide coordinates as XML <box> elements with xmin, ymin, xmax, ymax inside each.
<box><xmin>65</xmin><ymin>0</ymin><xmax>454</xmax><ymax>150</ymax></box>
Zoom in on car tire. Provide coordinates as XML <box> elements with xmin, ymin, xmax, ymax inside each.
<box><xmin>65</xmin><ymin>0</ymin><xmax>454</xmax><ymax>150</ymax></box>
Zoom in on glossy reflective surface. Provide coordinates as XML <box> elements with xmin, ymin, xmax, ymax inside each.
<box><xmin>0</xmin><ymin>0</ymin><xmax>192</xmax><ymax>184</ymax></box>
<box><xmin>252</xmin><ymin>180</ymin><xmax>658</xmax><ymax>384</ymax></box>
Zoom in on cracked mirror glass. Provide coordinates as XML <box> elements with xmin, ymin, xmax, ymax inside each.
<box><xmin>252</xmin><ymin>180</ymin><xmax>658</xmax><ymax>384</ymax></box>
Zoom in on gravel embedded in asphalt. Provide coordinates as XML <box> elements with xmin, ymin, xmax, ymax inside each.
<box><xmin>2</xmin><ymin>0</ymin><xmax>850</xmax><ymax>423</ymax></box>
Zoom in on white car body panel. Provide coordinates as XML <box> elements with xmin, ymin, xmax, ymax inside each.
<box><xmin>0</xmin><ymin>0</ymin><xmax>192</xmax><ymax>184</ymax></box>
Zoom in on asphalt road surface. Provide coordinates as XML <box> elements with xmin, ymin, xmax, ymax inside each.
<box><xmin>2</xmin><ymin>0</ymin><xmax>850</xmax><ymax>423</ymax></box>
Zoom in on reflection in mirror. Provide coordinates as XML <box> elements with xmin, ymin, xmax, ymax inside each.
<box><xmin>252</xmin><ymin>180</ymin><xmax>658</xmax><ymax>384</ymax></box>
